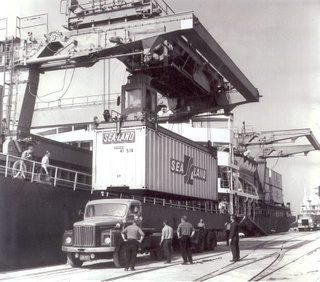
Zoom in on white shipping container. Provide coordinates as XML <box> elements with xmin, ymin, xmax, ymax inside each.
<box><xmin>269</xmin><ymin>170</ymin><xmax>282</xmax><ymax>189</ymax></box>
<box><xmin>93</xmin><ymin>124</ymin><xmax>218</xmax><ymax>200</ymax></box>
<box><xmin>270</xmin><ymin>186</ymin><xmax>283</xmax><ymax>204</ymax></box>
<box><xmin>265</xmin><ymin>168</ymin><xmax>284</xmax><ymax>204</ymax></box>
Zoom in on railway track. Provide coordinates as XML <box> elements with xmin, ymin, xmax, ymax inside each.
<box><xmin>195</xmin><ymin>232</ymin><xmax>318</xmax><ymax>281</ymax></box>
<box><xmin>102</xmin><ymin>252</ymin><xmax>229</xmax><ymax>281</ymax></box>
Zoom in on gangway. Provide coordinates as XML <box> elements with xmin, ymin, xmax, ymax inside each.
<box><xmin>239</xmin><ymin>215</ymin><xmax>268</xmax><ymax>236</ymax></box>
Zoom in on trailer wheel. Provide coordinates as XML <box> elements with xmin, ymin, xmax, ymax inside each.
<box><xmin>198</xmin><ymin>238</ymin><xmax>205</xmax><ymax>252</ymax></box>
<box><xmin>156</xmin><ymin>248</ymin><xmax>165</xmax><ymax>260</ymax></box>
<box><xmin>206</xmin><ymin>232</ymin><xmax>216</xmax><ymax>251</ymax></box>
<box><xmin>113</xmin><ymin>243</ymin><xmax>126</xmax><ymax>268</ymax></box>
<box><xmin>150</xmin><ymin>248</ymin><xmax>165</xmax><ymax>260</ymax></box>
<box><xmin>150</xmin><ymin>250</ymin><xmax>158</xmax><ymax>260</ymax></box>
<box><xmin>195</xmin><ymin>231</ymin><xmax>205</xmax><ymax>252</ymax></box>
<box><xmin>67</xmin><ymin>253</ymin><xmax>83</xmax><ymax>267</ymax></box>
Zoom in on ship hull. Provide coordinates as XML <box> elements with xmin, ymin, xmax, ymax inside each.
<box><xmin>255</xmin><ymin>216</ymin><xmax>295</xmax><ymax>234</ymax></box>
<box><xmin>0</xmin><ymin>176</ymin><xmax>100</xmax><ymax>271</ymax></box>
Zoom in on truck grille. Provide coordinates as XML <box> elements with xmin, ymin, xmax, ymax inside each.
<box><xmin>74</xmin><ymin>226</ymin><xmax>96</xmax><ymax>246</ymax></box>
<box><xmin>301</xmin><ymin>219</ymin><xmax>309</xmax><ymax>226</ymax></box>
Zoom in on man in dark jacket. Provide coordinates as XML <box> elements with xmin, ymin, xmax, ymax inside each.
<box><xmin>229</xmin><ymin>215</ymin><xmax>240</xmax><ymax>262</ymax></box>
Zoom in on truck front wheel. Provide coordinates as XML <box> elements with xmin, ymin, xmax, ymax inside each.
<box><xmin>67</xmin><ymin>253</ymin><xmax>83</xmax><ymax>267</ymax></box>
<box><xmin>113</xmin><ymin>243</ymin><xmax>126</xmax><ymax>268</ymax></box>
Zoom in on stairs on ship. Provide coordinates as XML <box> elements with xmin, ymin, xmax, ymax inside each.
<box><xmin>238</xmin><ymin>215</ymin><xmax>268</xmax><ymax>236</ymax></box>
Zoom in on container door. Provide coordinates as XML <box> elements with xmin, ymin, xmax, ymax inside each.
<box><xmin>92</xmin><ymin>127</ymin><xmax>146</xmax><ymax>190</ymax></box>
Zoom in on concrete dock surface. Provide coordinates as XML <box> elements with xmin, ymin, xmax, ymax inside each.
<box><xmin>1</xmin><ymin>230</ymin><xmax>319</xmax><ymax>281</ymax></box>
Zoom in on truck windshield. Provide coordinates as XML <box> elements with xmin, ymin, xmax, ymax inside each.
<box><xmin>85</xmin><ymin>203</ymin><xmax>127</xmax><ymax>218</ymax></box>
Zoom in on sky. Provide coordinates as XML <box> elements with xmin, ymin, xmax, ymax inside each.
<box><xmin>1</xmin><ymin>0</ymin><xmax>320</xmax><ymax>215</ymax></box>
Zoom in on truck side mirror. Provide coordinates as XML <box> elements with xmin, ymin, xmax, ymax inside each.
<box><xmin>117</xmin><ymin>96</ymin><xmax>121</xmax><ymax>106</ymax></box>
<box><xmin>78</xmin><ymin>209</ymin><xmax>84</xmax><ymax>216</ymax></box>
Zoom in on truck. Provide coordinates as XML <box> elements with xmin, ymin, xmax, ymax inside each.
<box><xmin>297</xmin><ymin>213</ymin><xmax>320</xmax><ymax>231</ymax></box>
<box><xmin>61</xmin><ymin>74</ymin><xmax>227</xmax><ymax>267</ymax></box>
<box><xmin>62</xmin><ymin>197</ymin><xmax>224</xmax><ymax>267</ymax></box>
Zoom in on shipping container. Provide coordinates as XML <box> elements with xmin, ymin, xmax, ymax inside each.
<box><xmin>92</xmin><ymin>123</ymin><xmax>218</xmax><ymax>200</ymax></box>
<box><xmin>265</xmin><ymin>168</ymin><xmax>283</xmax><ymax>204</ymax></box>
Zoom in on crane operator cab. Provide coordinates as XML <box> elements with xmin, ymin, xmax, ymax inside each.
<box><xmin>121</xmin><ymin>75</ymin><xmax>158</xmax><ymax>123</ymax></box>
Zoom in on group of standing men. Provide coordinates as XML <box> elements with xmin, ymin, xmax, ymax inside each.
<box><xmin>160</xmin><ymin>215</ymin><xmax>196</xmax><ymax>265</ymax></box>
<box><xmin>120</xmin><ymin>215</ymin><xmax>195</xmax><ymax>271</ymax></box>
<box><xmin>159</xmin><ymin>215</ymin><xmax>197</xmax><ymax>265</ymax></box>
<box><xmin>120</xmin><ymin>213</ymin><xmax>240</xmax><ymax>271</ymax></box>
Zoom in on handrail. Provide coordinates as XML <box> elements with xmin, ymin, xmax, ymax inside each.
<box><xmin>153</xmin><ymin>0</ymin><xmax>175</xmax><ymax>15</ymax></box>
<box><xmin>103</xmin><ymin>191</ymin><xmax>219</xmax><ymax>214</ymax></box>
<box><xmin>0</xmin><ymin>152</ymin><xmax>92</xmax><ymax>192</ymax></box>
<box><xmin>34</xmin><ymin>93</ymin><xmax>120</xmax><ymax>110</ymax></box>
<box><xmin>62</xmin><ymin>0</ymin><xmax>175</xmax><ymax>17</ymax></box>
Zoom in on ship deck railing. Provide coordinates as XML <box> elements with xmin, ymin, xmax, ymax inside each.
<box><xmin>0</xmin><ymin>152</ymin><xmax>92</xmax><ymax>192</ymax></box>
<box><xmin>61</xmin><ymin>0</ymin><xmax>175</xmax><ymax>18</ymax></box>
<box><xmin>101</xmin><ymin>190</ymin><xmax>220</xmax><ymax>214</ymax></box>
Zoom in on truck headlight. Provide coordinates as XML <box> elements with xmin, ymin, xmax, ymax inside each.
<box><xmin>65</xmin><ymin>236</ymin><xmax>72</xmax><ymax>245</ymax></box>
<box><xmin>101</xmin><ymin>231</ymin><xmax>112</xmax><ymax>246</ymax></box>
<box><xmin>104</xmin><ymin>237</ymin><xmax>111</xmax><ymax>245</ymax></box>
<box><xmin>63</xmin><ymin>231</ymin><xmax>73</xmax><ymax>246</ymax></box>
<box><xmin>101</xmin><ymin>235</ymin><xmax>111</xmax><ymax>246</ymax></box>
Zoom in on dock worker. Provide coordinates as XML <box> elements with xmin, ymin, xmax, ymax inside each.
<box><xmin>41</xmin><ymin>151</ymin><xmax>50</xmax><ymax>180</ymax></box>
<box><xmin>177</xmin><ymin>215</ymin><xmax>195</xmax><ymax>265</ymax></box>
<box><xmin>225</xmin><ymin>219</ymin><xmax>231</xmax><ymax>246</ymax></box>
<box><xmin>229</xmin><ymin>215</ymin><xmax>240</xmax><ymax>262</ymax></box>
<box><xmin>219</xmin><ymin>198</ymin><xmax>228</xmax><ymax>214</ymax></box>
<box><xmin>21</xmin><ymin>145</ymin><xmax>34</xmax><ymax>173</ymax></box>
<box><xmin>121</xmin><ymin>216</ymin><xmax>145</xmax><ymax>271</ymax></box>
<box><xmin>197</xmin><ymin>219</ymin><xmax>206</xmax><ymax>230</ymax></box>
<box><xmin>197</xmin><ymin>219</ymin><xmax>206</xmax><ymax>252</ymax></box>
<box><xmin>21</xmin><ymin>146</ymin><xmax>34</xmax><ymax>160</ymax></box>
<box><xmin>160</xmin><ymin>220</ymin><xmax>173</xmax><ymax>264</ymax></box>
<box><xmin>93</xmin><ymin>116</ymin><xmax>100</xmax><ymax>129</ymax></box>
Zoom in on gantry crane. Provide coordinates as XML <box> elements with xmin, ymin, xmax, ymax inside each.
<box><xmin>0</xmin><ymin>0</ymin><xmax>260</xmax><ymax>138</ymax></box>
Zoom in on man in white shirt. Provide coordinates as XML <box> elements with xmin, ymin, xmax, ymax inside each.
<box><xmin>41</xmin><ymin>151</ymin><xmax>50</xmax><ymax>176</ymax></box>
<box><xmin>160</xmin><ymin>220</ymin><xmax>173</xmax><ymax>263</ymax></box>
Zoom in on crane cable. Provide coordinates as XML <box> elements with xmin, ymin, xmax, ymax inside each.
<box><xmin>28</xmin><ymin>67</ymin><xmax>76</xmax><ymax>103</ymax></box>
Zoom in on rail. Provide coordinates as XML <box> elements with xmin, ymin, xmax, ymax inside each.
<box><xmin>60</xmin><ymin>0</ymin><xmax>175</xmax><ymax>17</ymax></box>
<box><xmin>34</xmin><ymin>93</ymin><xmax>120</xmax><ymax>110</ymax></box>
<box><xmin>101</xmin><ymin>190</ymin><xmax>219</xmax><ymax>214</ymax></box>
<box><xmin>219</xmin><ymin>176</ymin><xmax>258</xmax><ymax>197</ymax></box>
<box><xmin>0</xmin><ymin>152</ymin><xmax>92</xmax><ymax>192</ymax></box>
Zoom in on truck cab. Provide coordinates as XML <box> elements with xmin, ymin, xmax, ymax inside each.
<box><xmin>62</xmin><ymin>198</ymin><xmax>145</xmax><ymax>267</ymax></box>
<box><xmin>297</xmin><ymin>213</ymin><xmax>319</xmax><ymax>231</ymax></box>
